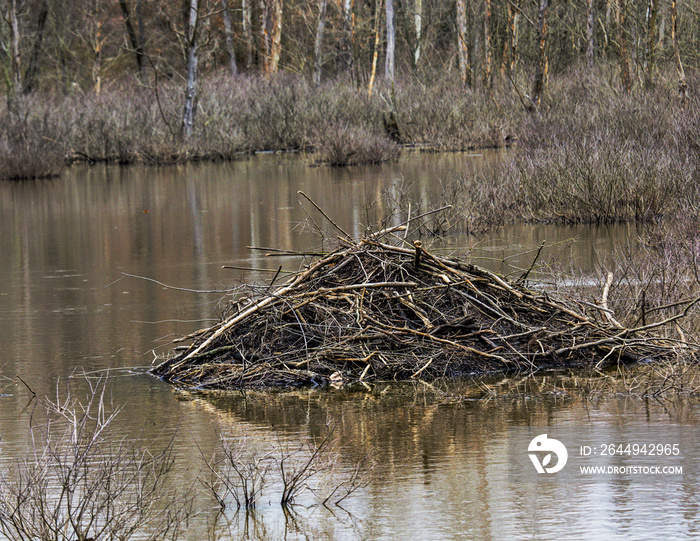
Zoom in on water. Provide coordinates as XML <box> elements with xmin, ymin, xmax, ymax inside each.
<box><xmin>1</xmin><ymin>153</ymin><xmax>698</xmax><ymax>540</ymax></box>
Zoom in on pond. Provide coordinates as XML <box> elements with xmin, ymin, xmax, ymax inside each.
<box><xmin>1</xmin><ymin>152</ymin><xmax>698</xmax><ymax>540</ymax></box>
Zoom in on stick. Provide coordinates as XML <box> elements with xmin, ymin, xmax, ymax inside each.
<box><xmin>517</xmin><ymin>241</ymin><xmax>545</xmax><ymax>284</ymax></box>
<box><xmin>298</xmin><ymin>190</ymin><xmax>353</xmax><ymax>240</ymax></box>
<box><xmin>601</xmin><ymin>272</ymin><xmax>623</xmax><ymax>329</ymax></box>
<box><xmin>222</xmin><ymin>265</ymin><xmax>291</xmax><ymax>273</ymax></box>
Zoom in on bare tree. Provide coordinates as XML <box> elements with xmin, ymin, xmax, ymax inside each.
<box><xmin>502</xmin><ymin>0</ymin><xmax>520</xmax><ymax>76</ymax></box>
<box><xmin>313</xmin><ymin>0</ymin><xmax>328</xmax><ymax>84</ymax></box>
<box><xmin>23</xmin><ymin>0</ymin><xmax>49</xmax><ymax>93</ymax></box>
<box><xmin>242</xmin><ymin>0</ymin><xmax>253</xmax><ymax>69</ymax></box>
<box><xmin>0</xmin><ymin>377</ymin><xmax>192</xmax><ymax>541</ymax></box>
<box><xmin>340</xmin><ymin>0</ymin><xmax>355</xmax><ymax>76</ymax></box>
<box><xmin>644</xmin><ymin>0</ymin><xmax>658</xmax><ymax>87</ymax></box>
<box><xmin>368</xmin><ymin>0</ymin><xmax>383</xmax><ymax>95</ymax></box>
<box><xmin>672</xmin><ymin>0</ymin><xmax>687</xmax><ymax>103</ymax></box>
<box><xmin>456</xmin><ymin>0</ymin><xmax>471</xmax><ymax>87</ymax></box>
<box><xmin>260</xmin><ymin>0</ymin><xmax>283</xmax><ymax>75</ymax></box>
<box><xmin>413</xmin><ymin>0</ymin><xmax>422</xmax><ymax>66</ymax></box>
<box><xmin>618</xmin><ymin>0</ymin><xmax>631</xmax><ymax>93</ymax></box>
<box><xmin>221</xmin><ymin>0</ymin><xmax>238</xmax><ymax>76</ymax></box>
<box><xmin>531</xmin><ymin>0</ymin><xmax>549</xmax><ymax>109</ymax></box>
<box><xmin>586</xmin><ymin>0</ymin><xmax>595</xmax><ymax>69</ymax></box>
<box><xmin>7</xmin><ymin>0</ymin><xmax>22</xmax><ymax>93</ymax></box>
<box><xmin>118</xmin><ymin>0</ymin><xmax>144</xmax><ymax>72</ymax></box>
<box><xmin>183</xmin><ymin>0</ymin><xmax>200</xmax><ymax>139</ymax></box>
<box><xmin>483</xmin><ymin>0</ymin><xmax>492</xmax><ymax>86</ymax></box>
<box><xmin>385</xmin><ymin>0</ymin><xmax>395</xmax><ymax>81</ymax></box>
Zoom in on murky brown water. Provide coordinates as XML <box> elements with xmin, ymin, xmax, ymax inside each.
<box><xmin>1</xmin><ymin>153</ymin><xmax>699</xmax><ymax>539</ymax></box>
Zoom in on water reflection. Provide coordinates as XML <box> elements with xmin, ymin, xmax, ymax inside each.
<box><xmin>174</xmin><ymin>369</ymin><xmax>700</xmax><ymax>540</ymax></box>
<box><xmin>0</xmin><ymin>152</ymin><xmax>697</xmax><ymax>540</ymax></box>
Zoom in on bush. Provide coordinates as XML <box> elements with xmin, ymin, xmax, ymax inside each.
<box><xmin>0</xmin><ymin>377</ymin><xmax>192</xmax><ymax>541</ymax></box>
<box><xmin>314</xmin><ymin>123</ymin><xmax>400</xmax><ymax>166</ymax></box>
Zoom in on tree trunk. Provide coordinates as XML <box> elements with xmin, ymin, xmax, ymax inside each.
<box><xmin>341</xmin><ymin>0</ymin><xmax>355</xmax><ymax>76</ymax></box>
<box><xmin>313</xmin><ymin>0</ymin><xmax>328</xmax><ymax>84</ymax></box>
<box><xmin>91</xmin><ymin>0</ymin><xmax>103</xmax><ymax>95</ymax></box>
<box><xmin>531</xmin><ymin>0</ymin><xmax>549</xmax><ymax>109</ymax></box>
<box><xmin>23</xmin><ymin>0</ymin><xmax>49</xmax><ymax>94</ymax></box>
<box><xmin>260</xmin><ymin>0</ymin><xmax>270</xmax><ymax>73</ymax></box>
<box><xmin>586</xmin><ymin>0</ymin><xmax>594</xmax><ymax>69</ymax></box>
<box><xmin>644</xmin><ymin>0</ymin><xmax>658</xmax><ymax>88</ymax></box>
<box><xmin>9</xmin><ymin>0</ymin><xmax>22</xmax><ymax>93</ymax></box>
<box><xmin>118</xmin><ymin>0</ymin><xmax>144</xmax><ymax>72</ymax></box>
<box><xmin>368</xmin><ymin>0</ymin><xmax>383</xmax><ymax>95</ymax></box>
<box><xmin>221</xmin><ymin>0</ymin><xmax>238</xmax><ymax>76</ymax></box>
<box><xmin>413</xmin><ymin>0</ymin><xmax>422</xmax><ymax>66</ymax></box>
<box><xmin>483</xmin><ymin>0</ymin><xmax>492</xmax><ymax>86</ymax></box>
<box><xmin>672</xmin><ymin>0</ymin><xmax>687</xmax><ymax>103</ymax></box>
<box><xmin>456</xmin><ymin>0</ymin><xmax>470</xmax><ymax>87</ymax></box>
<box><xmin>261</xmin><ymin>0</ymin><xmax>283</xmax><ymax>75</ymax></box>
<box><xmin>502</xmin><ymin>0</ymin><xmax>519</xmax><ymax>76</ymax></box>
<box><xmin>618</xmin><ymin>0</ymin><xmax>631</xmax><ymax>93</ymax></box>
<box><xmin>270</xmin><ymin>0</ymin><xmax>283</xmax><ymax>74</ymax></box>
<box><xmin>182</xmin><ymin>0</ymin><xmax>200</xmax><ymax>139</ymax></box>
<box><xmin>242</xmin><ymin>0</ymin><xmax>253</xmax><ymax>69</ymax></box>
<box><xmin>385</xmin><ymin>0</ymin><xmax>395</xmax><ymax>81</ymax></box>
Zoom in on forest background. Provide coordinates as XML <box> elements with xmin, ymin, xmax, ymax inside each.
<box><xmin>1</xmin><ymin>0</ymin><xmax>697</xmax><ymax>174</ymax></box>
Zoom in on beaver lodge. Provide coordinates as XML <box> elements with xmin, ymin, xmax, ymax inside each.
<box><xmin>151</xmin><ymin>218</ymin><xmax>696</xmax><ymax>390</ymax></box>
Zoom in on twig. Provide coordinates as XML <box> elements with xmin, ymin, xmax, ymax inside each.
<box><xmin>517</xmin><ymin>241</ymin><xmax>545</xmax><ymax>284</ymax></box>
<box><xmin>298</xmin><ymin>190</ymin><xmax>353</xmax><ymax>240</ymax></box>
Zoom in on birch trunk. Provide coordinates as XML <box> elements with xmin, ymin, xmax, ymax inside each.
<box><xmin>456</xmin><ymin>0</ymin><xmax>470</xmax><ymax>87</ymax></box>
<box><xmin>385</xmin><ymin>0</ymin><xmax>395</xmax><ymax>81</ymax></box>
<box><xmin>313</xmin><ymin>0</ymin><xmax>328</xmax><ymax>84</ymax></box>
<box><xmin>9</xmin><ymin>0</ymin><xmax>21</xmax><ymax>92</ymax></box>
<box><xmin>221</xmin><ymin>0</ymin><xmax>238</xmax><ymax>76</ymax></box>
<box><xmin>413</xmin><ymin>0</ymin><xmax>422</xmax><ymax>66</ymax></box>
<box><xmin>182</xmin><ymin>0</ymin><xmax>200</xmax><ymax>139</ymax></box>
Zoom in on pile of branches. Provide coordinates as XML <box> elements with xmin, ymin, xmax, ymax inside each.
<box><xmin>151</xmin><ymin>230</ymin><xmax>694</xmax><ymax>390</ymax></box>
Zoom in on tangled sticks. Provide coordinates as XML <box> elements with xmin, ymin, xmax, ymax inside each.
<box><xmin>151</xmin><ymin>231</ymin><xmax>693</xmax><ymax>389</ymax></box>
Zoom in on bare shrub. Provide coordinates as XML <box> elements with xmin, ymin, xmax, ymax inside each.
<box><xmin>202</xmin><ymin>436</ymin><xmax>271</xmax><ymax>510</ymax></box>
<box><xmin>315</xmin><ymin>123</ymin><xmax>399</xmax><ymax>166</ymax></box>
<box><xmin>203</xmin><ymin>422</ymin><xmax>369</xmax><ymax>511</ymax></box>
<box><xmin>0</xmin><ymin>105</ymin><xmax>64</xmax><ymax>180</ymax></box>
<box><xmin>0</xmin><ymin>376</ymin><xmax>192</xmax><ymax>541</ymax></box>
